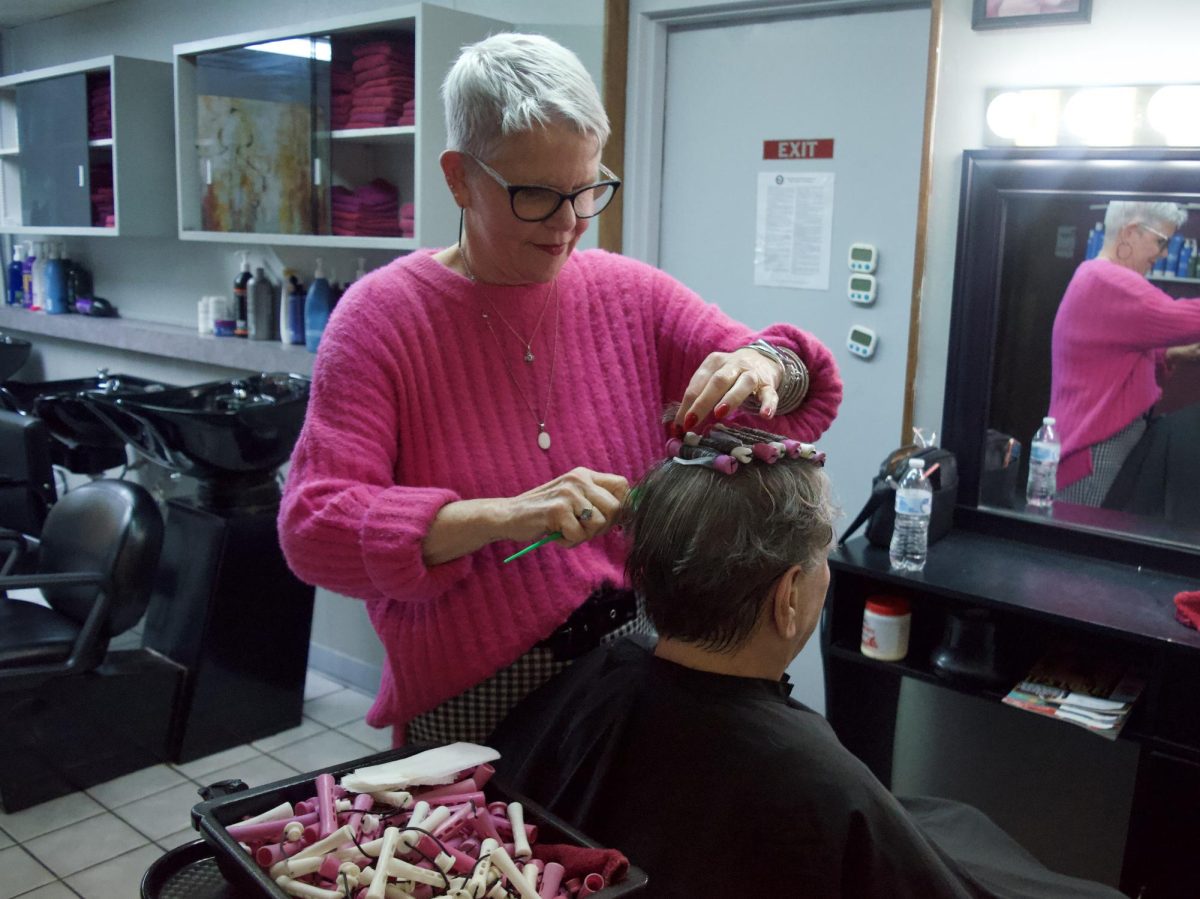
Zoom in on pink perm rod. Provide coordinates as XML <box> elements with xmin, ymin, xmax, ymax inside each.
<box><xmin>315</xmin><ymin>773</ymin><xmax>337</xmax><ymax>839</ymax></box>
<box><xmin>538</xmin><ymin>861</ymin><xmax>565</xmax><ymax>899</ymax></box>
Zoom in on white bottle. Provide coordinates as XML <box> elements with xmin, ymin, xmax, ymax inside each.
<box><xmin>889</xmin><ymin>458</ymin><xmax>932</xmax><ymax>572</ymax></box>
<box><xmin>247</xmin><ymin>266</ymin><xmax>274</xmax><ymax>340</ymax></box>
<box><xmin>30</xmin><ymin>241</ymin><xmax>47</xmax><ymax>309</ymax></box>
<box><xmin>1025</xmin><ymin>416</ymin><xmax>1060</xmax><ymax>509</ymax></box>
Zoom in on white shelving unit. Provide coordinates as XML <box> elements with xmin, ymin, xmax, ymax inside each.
<box><xmin>0</xmin><ymin>56</ymin><xmax>175</xmax><ymax>237</ymax></box>
<box><xmin>174</xmin><ymin>3</ymin><xmax>507</xmax><ymax>250</ymax></box>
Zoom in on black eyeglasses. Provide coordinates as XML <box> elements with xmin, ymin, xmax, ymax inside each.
<box><xmin>1139</xmin><ymin>223</ymin><xmax>1170</xmax><ymax>251</ymax></box>
<box><xmin>466</xmin><ymin>154</ymin><xmax>622</xmax><ymax>222</ymax></box>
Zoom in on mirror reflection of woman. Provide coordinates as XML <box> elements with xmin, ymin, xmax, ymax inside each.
<box><xmin>1049</xmin><ymin>201</ymin><xmax>1200</xmax><ymax>508</ymax></box>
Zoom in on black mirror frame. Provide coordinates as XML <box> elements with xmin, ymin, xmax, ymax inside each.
<box><xmin>942</xmin><ymin>147</ymin><xmax>1200</xmax><ymax>572</ymax></box>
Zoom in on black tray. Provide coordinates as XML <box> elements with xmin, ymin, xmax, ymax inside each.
<box><xmin>191</xmin><ymin>746</ymin><xmax>648</xmax><ymax>898</ymax></box>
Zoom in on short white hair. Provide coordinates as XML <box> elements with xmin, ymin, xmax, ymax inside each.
<box><xmin>1104</xmin><ymin>200</ymin><xmax>1188</xmax><ymax>236</ymax></box>
<box><xmin>442</xmin><ymin>32</ymin><xmax>610</xmax><ymax>160</ymax></box>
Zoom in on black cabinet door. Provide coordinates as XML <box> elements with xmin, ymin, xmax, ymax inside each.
<box><xmin>16</xmin><ymin>73</ymin><xmax>90</xmax><ymax>227</ymax></box>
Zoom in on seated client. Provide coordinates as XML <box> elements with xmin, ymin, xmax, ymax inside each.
<box><xmin>490</xmin><ymin>425</ymin><xmax>1122</xmax><ymax>898</ymax></box>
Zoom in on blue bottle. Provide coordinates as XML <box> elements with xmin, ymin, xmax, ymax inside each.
<box><xmin>1166</xmin><ymin>232</ymin><xmax>1185</xmax><ymax>276</ymax></box>
<box><xmin>45</xmin><ymin>242</ymin><xmax>69</xmax><ymax>314</ymax></box>
<box><xmin>304</xmin><ymin>257</ymin><xmax>333</xmax><ymax>353</ymax></box>
<box><xmin>1177</xmin><ymin>239</ymin><xmax>1194</xmax><ymax>279</ymax></box>
<box><xmin>6</xmin><ymin>244</ymin><xmax>23</xmax><ymax>306</ymax></box>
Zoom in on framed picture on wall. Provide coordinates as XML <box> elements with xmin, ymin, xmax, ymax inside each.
<box><xmin>972</xmin><ymin>0</ymin><xmax>1092</xmax><ymax>30</ymax></box>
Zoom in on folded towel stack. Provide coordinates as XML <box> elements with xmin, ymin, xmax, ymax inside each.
<box><xmin>91</xmin><ymin>159</ymin><xmax>114</xmax><ymax>227</ymax></box>
<box><xmin>330</xmin><ymin>57</ymin><xmax>356</xmax><ymax>131</ymax></box>
<box><xmin>330</xmin><ymin>178</ymin><xmax>414</xmax><ymax>237</ymax></box>
<box><xmin>88</xmin><ymin>70</ymin><xmax>112</xmax><ymax>141</ymax></box>
<box><xmin>336</xmin><ymin>35</ymin><xmax>415</xmax><ymax>130</ymax></box>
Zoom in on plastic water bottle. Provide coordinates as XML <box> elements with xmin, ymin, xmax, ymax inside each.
<box><xmin>1025</xmin><ymin>416</ymin><xmax>1060</xmax><ymax>509</ymax></box>
<box><xmin>889</xmin><ymin>458</ymin><xmax>932</xmax><ymax>572</ymax></box>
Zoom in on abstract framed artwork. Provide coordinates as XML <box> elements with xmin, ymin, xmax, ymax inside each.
<box><xmin>972</xmin><ymin>0</ymin><xmax>1092</xmax><ymax>30</ymax></box>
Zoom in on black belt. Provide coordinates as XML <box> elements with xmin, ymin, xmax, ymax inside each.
<box><xmin>538</xmin><ymin>583</ymin><xmax>638</xmax><ymax>661</ymax></box>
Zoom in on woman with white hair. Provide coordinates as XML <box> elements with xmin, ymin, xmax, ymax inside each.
<box><xmin>278</xmin><ymin>33</ymin><xmax>842</xmax><ymax>745</ymax></box>
<box><xmin>1049</xmin><ymin>200</ymin><xmax>1200</xmax><ymax>506</ymax></box>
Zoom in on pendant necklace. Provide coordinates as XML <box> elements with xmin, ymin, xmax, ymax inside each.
<box><xmin>460</xmin><ymin>242</ymin><xmax>554</xmax><ymax>364</ymax></box>
<box><xmin>462</xmin><ymin>242</ymin><xmax>561</xmax><ymax>451</ymax></box>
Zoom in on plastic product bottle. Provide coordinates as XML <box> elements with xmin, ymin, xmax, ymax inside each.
<box><xmin>30</xmin><ymin>241</ymin><xmax>47</xmax><ymax>310</ymax></box>
<box><xmin>1191</xmin><ymin>243</ymin><xmax>1200</xmax><ymax>280</ymax></box>
<box><xmin>282</xmin><ymin>271</ymin><xmax>305</xmax><ymax>345</ymax></box>
<box><xmin>21</xmin><ymin>245</ymin><xmax>35</xmax><ymax>308</ymax></box>
<box><xmin>233</xmin><ymin>251</ymin><xmax>252</xmax><ymax>337</ymax></box>
<box><xmin>1166</xmin><ymin>232</ymin><xmax>1185</xmax><ymax>276</ymax></box>
<box><xmin>354</xmin><ymin>256</ymin><xmax>367</xmax><ymax>284</ymax></box>
<box><xmin>1085</xmin><ymin>222</ymin><xmax>1104</xmax><ymax>260</ymax></box>
<box><xmin>889</xmin><ymin>458</ymin><xmax>932</xmax><ymax>572</ymax></box>
<box><xmin>1025</xmin><ymin>416</ymin><xmax>1060</xmax><ymax>510</ymax></box>
<box><xmin>305</xmin><ymin>258</ymin><xmax>333</xmax><ymax>353</ymax></box>
<box><xmin>44</xmin><ymin>243</ymin><xmax>69</xmax><ymax>314</ymax></box>
<box><xmin>1179</xmin><ymin>239</ymin><xmax>1195</xmax><ymax>279</ymax></box>
<box><xmin>7</xmin><ymin>244</ymin><xmax>23</xmax><ymax>306</ymax></box>
<box><xmin>247</xmin><ymin>266</ymin><xmax>274</xmax><ymax>340</ymax></box>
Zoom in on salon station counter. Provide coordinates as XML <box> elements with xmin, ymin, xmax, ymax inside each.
<box><xmin>821</xmin><ymin>526</ymin><xmax>1200</xmax><ymax>899</ymax></box>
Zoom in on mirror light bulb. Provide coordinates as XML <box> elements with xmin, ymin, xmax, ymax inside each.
<box><xmin>1063</xmin><ymin>88</ymin><xmax>1137</xmax><ymax>146</ymax></box>
<box><xmin>986</xmin><ymin>90</ymin><xmax>1060</xmax><ymax>146</ymax></box>
<box><xmin>1146</xmin><ymin>86</ymin><xmax>1200</xmax><ymax>147</ymax></box>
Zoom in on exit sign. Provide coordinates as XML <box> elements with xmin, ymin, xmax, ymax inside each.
<box><xmin>763</xmin><ymin>139</ymin><xmax>834</xmax><ymax>160</ymax></box>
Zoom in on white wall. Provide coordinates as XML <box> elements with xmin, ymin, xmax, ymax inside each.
<box><xmin>1</xmin><ymin>0</ymin><xmax>606</xmax><ymax>695</ymax></box>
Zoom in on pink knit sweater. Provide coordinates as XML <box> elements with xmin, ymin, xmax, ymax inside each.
<box><xmin>278</xmin><ymin>249</ymin><xmax>842</xmax><ymax>731</ymax></box>
<box><xmin>1049</xmin><ymin>259</ymin><xmax>1200</xmax><ymax>489</ymax></box>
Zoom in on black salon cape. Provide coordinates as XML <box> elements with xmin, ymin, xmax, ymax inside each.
<box><xmin>489</xmin><ymin>639</ymin><xmax>1122</xmax><ymax>899</ymax></box>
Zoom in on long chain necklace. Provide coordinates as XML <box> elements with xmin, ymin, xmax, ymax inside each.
<box><xmin>460</xmin><ymin>241</ymin><xmax>561</xmax><ymax>451</ymax></box>
<box><xmin>460</xmin><ymin>242</ymin><xmax>553</xmax><ymax>364</ymax></box>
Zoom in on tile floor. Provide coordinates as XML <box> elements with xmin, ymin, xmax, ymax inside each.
<box><xmin>0</xmin><ymin>669</ymin><xmax>390</xmax><ymax>899</ymax></box>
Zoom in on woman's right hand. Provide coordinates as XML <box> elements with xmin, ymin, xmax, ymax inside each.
<box><xmin>422</xmin><ymin>468</ymin><xmax>630</xmax><ymax>566</ymax></box>
<box><xmin>503</xmin><ymin>467</ymin><xmax>630</xmax><ymax>547</ymax></box>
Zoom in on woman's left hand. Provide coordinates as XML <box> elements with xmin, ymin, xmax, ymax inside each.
<box><xmin>672</xmin><ymin>347</ymin><xmax>783</xmax><ymax>433</ymax></box>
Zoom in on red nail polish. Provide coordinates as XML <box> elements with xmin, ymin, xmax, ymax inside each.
<box><xmin>714</xmin><ymin>403</ymin><xmax>730</xmax><ymax>420</ymax></box>
<box><xmin>684</xmin><ymin>412</ymin><xmax>698</xmax><ymax>430</ymax></box>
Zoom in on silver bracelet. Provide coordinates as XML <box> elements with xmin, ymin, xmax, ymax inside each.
<box><xmin>741</xmin><ymin>338</ymin><xmax>809</xmax><ymax>416</ymax></box>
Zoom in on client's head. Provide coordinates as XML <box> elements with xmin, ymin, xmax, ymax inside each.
<box><xmin>623</xmin><ymin>423</ymin><xmax>835</xmax><ymax>675</ymax></box>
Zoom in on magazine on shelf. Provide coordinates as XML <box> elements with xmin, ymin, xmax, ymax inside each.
<box><xmin>1001</xmin><ymin>648</ymin><xmax>1146</xmax><ymax>740</ymax></box>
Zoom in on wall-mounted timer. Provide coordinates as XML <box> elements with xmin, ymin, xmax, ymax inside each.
<box><xmin>847</xmin><ymin>324</ymin><xmax>878</xmax><ymax>359</ymax></box>
<box><xmin>848</xmin><ymin>273</ymin><xmax>877</xmax><ymax>305</ymax></box>
<box><xmin>848</xmin><ymin>243</ymin><xmax>878</xmax><ymax>273</ymax></box>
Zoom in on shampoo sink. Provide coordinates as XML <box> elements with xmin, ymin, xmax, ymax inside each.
<box><xmin>84</xmin><ymin>372</ymin><xmax>310</xmax><ymax>509</ymax></box>
<box><xmin>2</xmin><ymin>370</ymin><xmax>175</xmax><ymax>473</ymax></box>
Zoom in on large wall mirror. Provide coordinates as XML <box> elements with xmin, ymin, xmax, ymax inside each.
<box><xmin>943</xmin><ymin>148</ymin><xmax>1200</xmax><ymax>556</ymax></box>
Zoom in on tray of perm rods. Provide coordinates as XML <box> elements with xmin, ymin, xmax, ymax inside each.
<box><xmin>189</xmin><ymin>742</ymin><xmax>649</xmax><ymax>898</ymax></box>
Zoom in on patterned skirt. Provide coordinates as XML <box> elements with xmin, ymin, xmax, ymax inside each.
<box><xmin>404</xmin><ymin>591</ymin><xmax>654</xmax><ymax>746</ymax></box>
<box><xmin>1057</xmin><ymin>416</ymin><xmax>1149</xmax><ymax>508</ymax></box>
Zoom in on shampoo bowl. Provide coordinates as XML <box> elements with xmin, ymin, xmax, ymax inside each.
<box><xmin>83</xmin><ymin>372</ymin><xmax>311</xmax><ymax>483</ymax></box>
<box><xmin>3</xmin><ymin>371</ymin><xmax>175</xmax><ymax>474</ymax></box>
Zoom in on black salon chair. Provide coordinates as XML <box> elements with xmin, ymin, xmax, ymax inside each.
<box><xmin>0</xmin><ymin>479</ymin><xmax>163</xmax><ymax>691</ymax></box>
<box><xmin>0</xmin><ymin>409</ymin><xmax>56</xmax><ymax>542</ymax></box>
<box><xmin>0</xmin><ymin>479</ymin><xmax>181</xmax><ymax>812</ymax></box>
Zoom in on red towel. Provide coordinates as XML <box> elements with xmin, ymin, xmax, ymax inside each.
<box><xmin>531</xmin><ymin>844</ymin><xmax>630</xmax><ymax>887</ymax></box>
<box><xmin>1175</xmin><ymin>591</ymin><xmax>1200</xmax><ymax>630</ymax></box>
